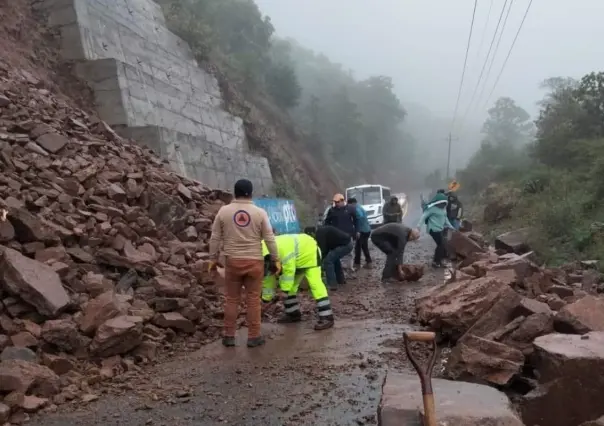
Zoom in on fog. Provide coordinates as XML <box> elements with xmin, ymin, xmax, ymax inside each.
<box><xmin>255</xmin><ymin>0</ymin><xmax>604</xmax><ymax>173</ymax></box>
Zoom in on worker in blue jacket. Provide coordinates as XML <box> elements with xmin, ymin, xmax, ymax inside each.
<box><xmin>347</xmin><ymin>197</ymin><xmax>372</xmax><ymax>268</ymax></box>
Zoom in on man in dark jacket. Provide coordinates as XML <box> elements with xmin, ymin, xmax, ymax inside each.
<box><xmin>347</xmin><ymin>198</ymin><xmax>372</xmax><ymax>268</ymax></box>
<box><xmin>382</xmin><ymin>196</ymin><xmax>403</xmax><ymax>224</ymax></box>
<box><xmin>445</xmin><ymin>181</ymin><xmax>463</xmax><ymax>230</ymax></box>
<box><xmin>324</xmin><ymin>193</ymin><xmax>358</xmax><ymax>239</ymax></box>
<box><xmin>315</xmin><ymin>224</ymin><xmax>354</xmax><ymax>291</ymax></box>
<box><xmin>370</xmin><ymin>223</ymin><xmax>420</xmax><ymax>282</ymax></box>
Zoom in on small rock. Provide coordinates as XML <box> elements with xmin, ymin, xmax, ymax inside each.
<box><xmin>41</xmin><ymin>319</ymin><xmax>87</xmax><ymax>353</ymax></box>
<box><xmin>0</xmin><ymin>346</ymin><xmax>37</xmax><ymax>362</ymax></box>
<box><xmin>21</xmin><ymin>394</ymin><xmax>48</xmax><ymax>412</ymax></box>
<box><xmin>152</xmin><ymin>312</ymin><xmax>195</xmax><ymax>333</ymax></box>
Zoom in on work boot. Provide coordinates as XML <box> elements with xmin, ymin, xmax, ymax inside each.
<box><xmin>328</xmin><ymin>284</ymin><xmax>338</xmax><ymax>291</ymax></box>
<box><xmin>431</xmin><ymin>261</ymin><xmax>442</xmax><ymax>269</ymax></box>
<box><xmin>247</xmin><ymin>336</ymin><xmax>265</xmax><ymax>348</ymax></box>
<box><xmin>314</xmin><ymin>315</ymin><xmax>334</xmax><ymax>331</ymax></box>
<box><xmin>277</xmin><ymin>311</ymin><xmax>302</xmax><ymax>323</ymax></box>
<box><xmin>222</xmin><ymin>336</ymin><xmax>236</xmax><ymax>347</ymax></box>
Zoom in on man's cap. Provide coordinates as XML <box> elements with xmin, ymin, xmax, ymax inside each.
<box><xmin>234</xmin><ymin>179</ymin><xmax>253</xmax><ymax>197</ymax></box>
<box><xmin>333</xmin><ymin>193</ymin><xmax>345</xmax><ymax>202</ymax></box>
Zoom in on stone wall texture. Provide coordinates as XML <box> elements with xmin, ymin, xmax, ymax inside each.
<box><xmin>38</xmin><ymin>0</ymin><xmax>274</xmax><ymax>194</ymax></box>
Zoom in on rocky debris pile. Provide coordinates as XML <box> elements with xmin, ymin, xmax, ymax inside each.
<box><xmin>0</xmin><ymin>64</ymin><xmax>240</xmax><ymax>421</ymax></box>
<box><xmin>415</xmin><ymin>228</ymin><xmax>604</xmax><ymax>426</ymax></box>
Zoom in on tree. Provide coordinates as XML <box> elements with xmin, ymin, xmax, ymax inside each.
<box><xmin>459</xmin><ymin>97</ymin><xmax>532</xmax><ymax>193</ymax></box>
<box><xmin>533</xmin><ymin>77</ymin><xmax>582</xmax><ymax>167</ymax></box>
<box><xmin>482</xmin><ymin>97</ymin><xmax>533</xmax><ymax>146</ymax></box>
<box><xmin>265</xmin><ymin>63</ymin><xmax>301</xmax><ymax>108</ymax></box>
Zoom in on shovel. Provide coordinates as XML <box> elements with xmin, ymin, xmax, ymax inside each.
<box><xmin>403</xmin><ymin>331</ymin><xmax>438</xmax><ymax>426</ymax></box>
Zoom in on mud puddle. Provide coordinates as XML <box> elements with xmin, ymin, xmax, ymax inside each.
<box><xmin>30</xmin><ymin>319</ymin><xmax>413</xmax><ymax>426</ymax></box>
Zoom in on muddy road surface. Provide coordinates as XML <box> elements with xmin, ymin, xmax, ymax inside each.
<box><xmin>32</xmin><ymin>214</ymin><xmax>444</xmax><ymax>426</ymax></box>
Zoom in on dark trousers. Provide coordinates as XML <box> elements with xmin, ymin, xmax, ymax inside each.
<box><xmin>429</xmin><ymin>230</ymin><xmax>447</xmax><ymax>265</ymax></box>
<box><xmin>371</xmin><ymin>234</ymin><xmax>403</xmax><ymax>280</ymax></box>
<box><xmin>354</xmin><ymin>231</ymin><xmax>372</xmax><ymax>264</ymax></box>
<box><xmin>323</xmin><ymin>242</ymin><xmax>353</xmax><ymax>286</ymax></box>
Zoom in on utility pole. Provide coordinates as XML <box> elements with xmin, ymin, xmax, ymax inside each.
<box><xmin>445</xmin><ymin>133</ymin><xmax>459</xmax><ymax>180</ymax></box>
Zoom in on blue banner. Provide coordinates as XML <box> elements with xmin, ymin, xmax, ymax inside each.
<box><xmin>253</xmin><ymin>198</ymin><xmax>300</xmax><ymax>235</ymax></box>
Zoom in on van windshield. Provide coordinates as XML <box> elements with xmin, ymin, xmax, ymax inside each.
<box><xmin>347</xmin><ymin>187</ymin><xmax>382</xmax><ymax>205</ymax></box>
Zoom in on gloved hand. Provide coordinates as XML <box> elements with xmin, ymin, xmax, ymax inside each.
<box><xmin>274</xmin><ymin>260</ymin><xmax>282</xmax><ymax>276</ymax></box>
<box><xmin>207</xmin><ymin>261</ymin><xmax>218</xmax><ymax>274</ymax></box>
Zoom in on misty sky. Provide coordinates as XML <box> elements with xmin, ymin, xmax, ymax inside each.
<box><xmin>256</xmin><ymin>0</ymin><xmax>604</xmax><ymax>132</ymax></box>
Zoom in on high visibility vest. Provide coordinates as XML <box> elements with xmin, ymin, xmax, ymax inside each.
<box><xmin>261</xmin><ymin>234</ymin><xmax>319</xmax><ymax>300</ymax></box>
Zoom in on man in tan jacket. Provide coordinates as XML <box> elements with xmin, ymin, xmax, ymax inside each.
<box><xmin>209</xmin><ymin>179</ymin><xmax>279</xmax><ymax>348</ymax></box>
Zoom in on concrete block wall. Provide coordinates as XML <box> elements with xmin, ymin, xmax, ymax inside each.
<box><xmin>39</xmin><ymin>0</ymin><xmax>274</xmax><ymax>194</ymax></box>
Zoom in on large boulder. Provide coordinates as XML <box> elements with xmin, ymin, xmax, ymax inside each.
<box><xmin>495</xmin><ymin>228</ymin><xmax>531</xmax><ymax>254</ymax></box>
<box><xmin>503</xmin><ymin>313</ymin><xmax>555</xmax><ymax>355</ymax></box>
<box><xmin>521</xmin><ymin>332</ymin><xmax>604</xmax><ymax>426</ymax></box>
<box><xmin>0</xmin><ymin>247</ymin><xmax>70</xmax><ymax>317</ymax></box>
<box><xmin>445</xmin><ymin>334</ymin><xmax>525</xmax><ymax>386</ymax></box>
<box><xmin>379</xmin><ymin>372</ymin><xmax>524</xmax><ymax>426</ymax></box>
<box><xmin>79</xmin><ymin>291</ymin><xmax>126</xmax><ymax>334</ymax></box>
<box><xmin>554</xmin><ymin>295</ymin><xmax>604</xmax><ymax>334</ymax></box>
<box><xmin>447</xmin><ymin>230</ymin><xmax>486</xmax><ymax>259</ymax></box>
<box><xmin>0</xmin><ymin>359</ymin><xmax>61</xmax><ymax>397</ymax></box>
<box><xmin>41</xmin><ymin>319</ymin><xmax>87</xmax><ymax>353</ymax></box>
<box><xmin>416</xmin><ymin>275</ymin><xmax>512</xmax><ymax>340</ymax></box>
<box><xmin>89</xmin><ymin>315</ymin><xmax>143</xmax><ymax>357</ymax></box>
<box><xmin>460</xmin><ymin>285</ymin><xmax>522</xmax><ymax>340</ymax></box>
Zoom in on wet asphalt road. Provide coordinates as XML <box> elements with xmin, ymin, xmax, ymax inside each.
<box><xmin>30</xmin><ymin>195</ymin><xmax>443</xmax><ymax>426</ymax></box>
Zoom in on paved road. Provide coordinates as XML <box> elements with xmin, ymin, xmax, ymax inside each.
<box><xmin>31</xmin><ymin>198</ymin><xmax>443</xmax><ymax>426</ymax></box>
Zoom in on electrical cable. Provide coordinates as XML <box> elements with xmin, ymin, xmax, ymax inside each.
<box><xmin>482</xmin><ymin>0</ymin><xmax>534</xmax><ymax>110</ymax></box>
<box><xmin>474</xmin><ymin>0</ymin><xmax>515</xmax><ymax>112</ymax></box>
<box><xmin>457</xmin><ymin>0</ymin><xmax>509</xmax><ymax>131</ymax></box>
<box><xmin>474</xmin><ymin>0</ymin><xmax>494</xmax><ymax>61</ymax></box>
<box><xmin>449</xmin><ymin>0</ymin><xmax>478</xmax><ymax>131</ymax></box>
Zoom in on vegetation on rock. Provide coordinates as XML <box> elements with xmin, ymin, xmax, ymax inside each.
<box><xmin>460</xmin><ymin>72</ymin><xmax>604</xmax><ymax>265</ymax></box>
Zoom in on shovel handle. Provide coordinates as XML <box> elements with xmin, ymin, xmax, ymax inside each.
<box><xmin>403</xmin><ymin>330</ymin><xmax>438</xmax><ymax>426</ymax></box>
<box><xmin>404</xmin><ymin>331</ymin><xmax>436</xmax><ymax>342</ymax></box>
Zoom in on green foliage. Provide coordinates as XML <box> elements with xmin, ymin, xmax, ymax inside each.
<box><xmin>463</xmin><ymin>71</ymin><xmax>604</xmax><ymax>265</ymax></box>
<box><xmin>458</xmin><ymin>97</ymin><xmax>533</xmax><ymax>194</ymax></box>
<box><xmin>157</xmin><ymin>0</ymin><xmax>415</xmax><ymax>190</ymax></box>
<box><xmin>285</xmin><ymin>40</ymin><xmax>414</xmax><ymax>184</ymax></box>
<box><xmin>158</xmin><ymin>0</ymin><xmax>301</xmax><ymax>106</ymax></box>
<box><xmin>265</xmin><ymin>62</ymin><xmax>301</xmax><ymax>108</ymax></box>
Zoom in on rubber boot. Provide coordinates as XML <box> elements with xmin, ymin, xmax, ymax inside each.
<box><xmin>314</xmin><ymin>315</ymin><xmax>334</xmax><ymax>331</ymax></box>
<box><xmin>222</xmin><ymin>336</ymin><xmax>236</xmax><ymax>347</ymax></box>
<box><xmin>277</xmin><ymin>311</ymin><xmax>302</xmax><ymax>324</ymax></box>
<box><xmin>247</xmin><ymin>336</ymin><xmax>265</xmax><ymax>348</ymax></box>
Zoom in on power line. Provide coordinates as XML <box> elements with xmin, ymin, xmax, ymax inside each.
<box><xmin>474</xmin><ymin>0</ymin><xmax>494</xmax><ymax>61</ymax></box>
<box><xmin>482</xmin><ymin>0</ymin><xmax>534</xmax><ymax>110</ymax></box>
<box><xmin>449</xmin><ymin>0</ymin><xmax>478</xmax><ymax>131</ymax></box>
<box><xmin>457</xmin><ymin>0</ymin><xmax>509</xmax><ymax>131</ymax></box>
<box><xmin>474</xmin><ymin>0</ymin><xmax>515</xmax><ymax>112</ymax></box>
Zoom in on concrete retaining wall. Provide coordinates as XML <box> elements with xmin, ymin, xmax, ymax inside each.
<box><xmin>39</xmin><ymin>0</ymin><xmax>274</xmax><ymax>194</ymax></box>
